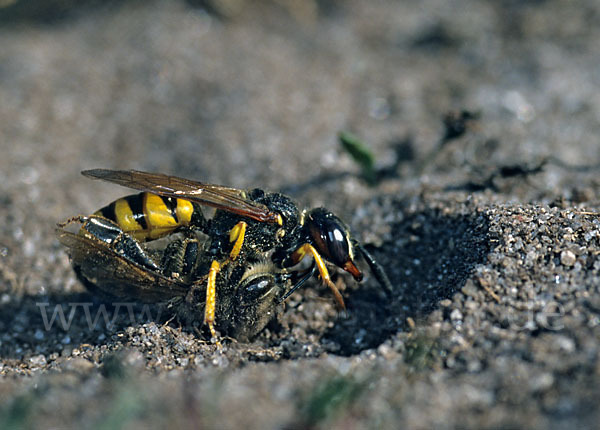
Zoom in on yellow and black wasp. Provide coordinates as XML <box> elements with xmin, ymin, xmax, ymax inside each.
<box><xmin>57</xmin><ymin>169</ymin><xmax>392</xmax><ymax>341</ymax></box>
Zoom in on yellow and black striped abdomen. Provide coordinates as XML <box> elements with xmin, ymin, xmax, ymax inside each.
<box><xmin>94</xmin><ymin>192</ymin><xmax>195</xmax><ymax>241</ymax></box>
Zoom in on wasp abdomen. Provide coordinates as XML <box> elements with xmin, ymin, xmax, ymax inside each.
<box><xmin>95</xmin><ymin>192</ymin><xmax>196</xmax><ymax>240</ymax></box>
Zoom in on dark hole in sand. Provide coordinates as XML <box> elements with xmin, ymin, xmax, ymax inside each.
<box><xmin>324</xmin><ymin>207</ymin><xmax>492</xmax><ymax>356</ymax></box>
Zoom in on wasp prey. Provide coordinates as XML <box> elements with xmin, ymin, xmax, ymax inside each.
<box><xmin>57</xmin><ymin>169</ymin><xmax>392</xmax><ymax>340</ymax></box>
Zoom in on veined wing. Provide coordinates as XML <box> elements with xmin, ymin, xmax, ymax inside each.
<box><xmin>82</xmin><ymin>169</ymin><xmax>280</xmax><ymax>223</ymax></box>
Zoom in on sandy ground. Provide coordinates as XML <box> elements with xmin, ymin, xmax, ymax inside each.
<box><xmin>0</xmin><ymin>0</ymin><xmax>599</xmax><ymax>428</ymax></box>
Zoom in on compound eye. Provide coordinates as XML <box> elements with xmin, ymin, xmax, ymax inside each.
<box><xmin>307</xmin><ymin>211</ymin><xmax>351</xmax><ymax>268</ymax></box>
<box><xmin>239</xmin><ymin>275</ymin><xmax>276</xmax><ymax>306</ymax></box>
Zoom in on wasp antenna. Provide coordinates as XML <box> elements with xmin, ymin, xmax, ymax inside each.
<box><xmin>355</xmin><ymin>241</ymin><xmax>393</xmax><ymax>297</ymax></box>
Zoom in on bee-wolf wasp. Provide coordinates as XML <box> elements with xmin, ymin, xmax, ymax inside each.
<box><xmin>57</xmin><ymin>169</ymin><xmax>392</xmax><ymax>340</ymax></box>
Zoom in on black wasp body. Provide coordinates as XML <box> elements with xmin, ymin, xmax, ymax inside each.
<box><xmin>57</xmin><ymin>169</ymin><xmax>392</xmax><ymax>341</ymax></box>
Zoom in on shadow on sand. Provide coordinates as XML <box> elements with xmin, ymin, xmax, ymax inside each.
<box><xmin>325</xmin><ymin>206</ymin><xmax>492</xmax><ymax>356</ymax></box>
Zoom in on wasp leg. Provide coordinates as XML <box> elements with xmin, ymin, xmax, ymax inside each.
<box><xmin>57</xmin><ymin>214</ymin><xmax>88</xmax><ymax>228</ymax></box>
<box><xmin>81</xmin><ymin>215</ymin><xmax>160</xmax><ymax>270</ymax></box>
<box><xmin>291</xmin><ymin>243</ymin><xmax>346</xmax><ymax>309</ymax></box>
<box><xmin>229</xmin><ymin>221</ymin><xmax>247</xmax><ymax>260</ymax></box>
<box><xmin>204</xmin><ymin>260</ymin><xmax>220</xmax><ymax>344</ymax></box>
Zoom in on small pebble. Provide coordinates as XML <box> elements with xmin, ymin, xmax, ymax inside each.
<box><xmin>560</xmin><ymin>250</ymin><xmax>576</xmax><ymax>266</ymax></box>
<box><xmin>29</xmin><ymin>354</ymin><xmax>47</xmax><ymax>367</ymax></box>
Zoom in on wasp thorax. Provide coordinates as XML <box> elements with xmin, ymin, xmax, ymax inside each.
<box><xmin>306</xmin><ymin>208</ymin><xmax>363</xmax><ymax>281</ymax></box>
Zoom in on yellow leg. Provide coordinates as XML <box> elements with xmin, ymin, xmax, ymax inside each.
<box><xmin>229</xmin><ymin>221</ymin><xmax>247</xmax><ymax>260</ymax></box>
<box><xmin>204</xmin><ymin>260</ymin><xmax>220</xmax><ymax>343</ymax></box>
<box><xmin>292</xmin><ymin>243</ymin><xmax>346</xmax><ymax>310</ymax></box>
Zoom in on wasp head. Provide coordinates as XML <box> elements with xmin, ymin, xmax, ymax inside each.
<box><xmin>304</xmin><ymin>208</ymin><xmax>363</xmax><ymax>281</ymax></box>
<box><xmin>227</xmin><ymin>261</ymin><xmax>286</xmax><ymax>341</ymax></box>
